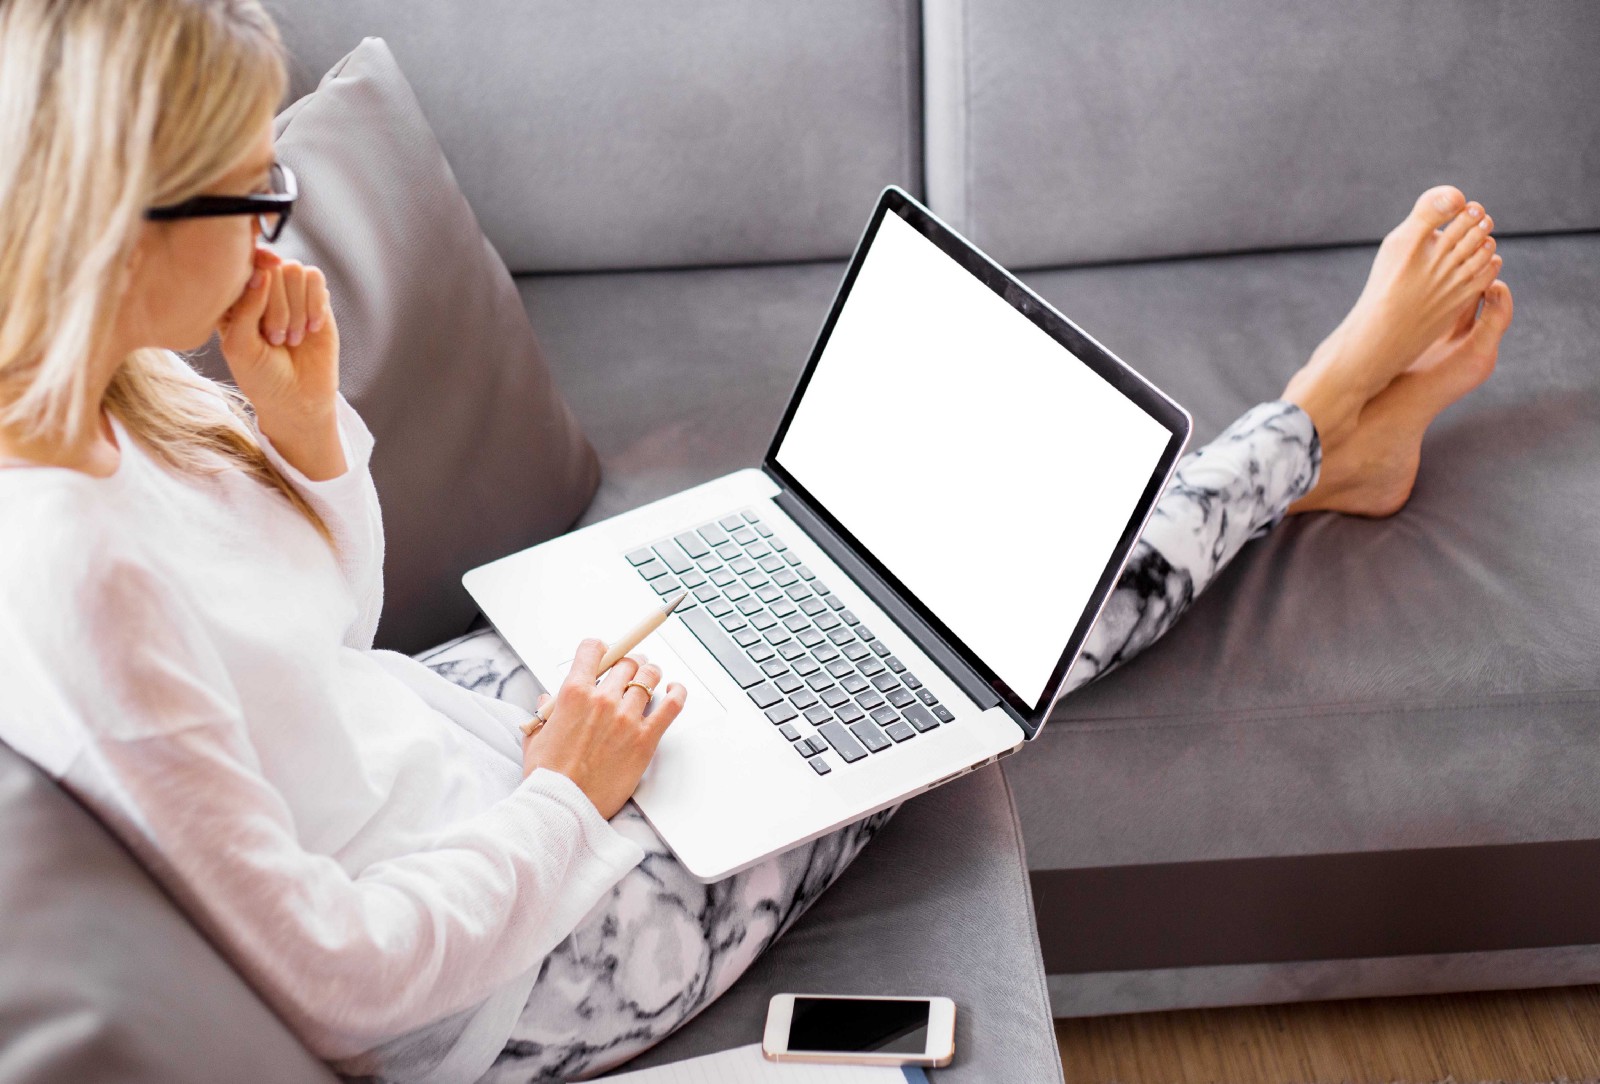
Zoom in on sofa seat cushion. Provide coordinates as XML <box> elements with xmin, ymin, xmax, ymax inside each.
<box><xmin>997</xmin><ymin>233</ymin><xmax>1600</xmax><ymax>1005</ymax></box>
<box><xmin>604</xmin><ymin>766</ymin><xmax>1063</xmax><ymax>1082</ymax></box>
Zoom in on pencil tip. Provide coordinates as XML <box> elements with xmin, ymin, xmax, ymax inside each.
<box><xmin>666</xmin><ymin>589</ymin><xmax>689</xmax><ymax>614</ymax></box>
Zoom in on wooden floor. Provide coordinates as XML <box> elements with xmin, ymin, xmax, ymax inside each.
<box><xmin>1055</xmin><ymin>984</ymin><xmax>1600</xmax><ymax>1083</ymax></box>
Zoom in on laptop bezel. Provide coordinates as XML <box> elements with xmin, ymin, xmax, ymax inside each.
<box><xmin>762</xmin><ymin>185</ymin><xmax>1192</xmax><ymax>736</ymax></box>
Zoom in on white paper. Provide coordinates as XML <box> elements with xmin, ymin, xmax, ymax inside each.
<box><xmin>602</xmin><ymin>1043</ymin><xmax>921</xmax><ymax>1082</ymax></box>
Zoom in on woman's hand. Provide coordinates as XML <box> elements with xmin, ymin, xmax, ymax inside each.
<box><xmin>218</xmin><ymin>245</ymin><xmax>345</xmax><ymax>479</ymax></box>
<box><xmin>522</xmin><ymin>637</ymin><xmax>689</xmax><ymax>820</ymax></box>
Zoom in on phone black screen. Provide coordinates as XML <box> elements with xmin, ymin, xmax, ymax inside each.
<box><xmin>788</xmin><ymin>997</ymin><xmax>930</xmax><ymax>1054</ymax></box>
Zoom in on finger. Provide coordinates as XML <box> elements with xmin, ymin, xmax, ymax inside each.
<box><xmin>646</xmin><ymin>681</ymin><xmax>688</xmax><ymax>737</ymax></box>
<box><xmin>619</xmin><ymin>662</ymin><xmax>663</xmax><ymax>711</ymax></box>
<box><xmin>219</xmin><ymin>264</ymin><xmax>272</xmax><ymax>352</ymax></box>
<box><xmin>596</xmin><ymin>653</ymin><xmax>644</xmax><ymax>694</ymax></box>
<box><xmin>281</xmin><ymin>261</ymin><xmax>308</xmax><ymax>347</ymax></box>
<box><xmin>306</xmin><ymin>267</ymin><xmax>331</xmax><ymax>334</ymax></box>
<box><xmin>564</xmin><ymin>638</ymin><xmax>607</xmax><ymax>688</ymax></box>
<box><xmin>262</xmin><ymin>264</ymin><xmax>289</xmax><ymax>346</ymax></box>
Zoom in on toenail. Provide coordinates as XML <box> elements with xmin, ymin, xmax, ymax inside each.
<box><xmin>1432</xmin><ymin>192</ymin><xmax>1456</xmax><ymax>212</ymax></box>
<box><xmin>1478</xmin><ymin>218</ymin><xmax>1490</xmax><ymax>230</ymax></box>
<box><xmin>1468</xmin><ymin>204</ymin><xmax>1483</xmax><ymax>218</ymax></box>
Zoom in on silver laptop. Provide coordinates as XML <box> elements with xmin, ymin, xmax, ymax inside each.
<box><xmin>464</xmin><ymin>187</ymin><xmax>1191</xmax><ymax>881</ymax></box>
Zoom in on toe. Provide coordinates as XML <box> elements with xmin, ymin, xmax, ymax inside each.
<box><xmin>1437</xmin><ymin>201</ymin><xmax>1486</xmax><ymax>248</ymax></box>
<box><xmin>1480</xmin><ymin>279</ymin><xmax>1514</xmax><ymax>335</ymax></box>
<box><xmin>1408</xmin><ymin>185</ymin><xmax>1468</xmax><ymax>232</ymax></box>
<box><xmin>1447</xmin><ymin>212</ymin><xmax>1494</xmax><ymax>266</ymax></box>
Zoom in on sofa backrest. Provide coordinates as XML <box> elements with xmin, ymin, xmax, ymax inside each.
<box><xmin>263</xmin><ymin>0</ymin><xmax>924</xmax><ymax>274</ymax></box>
<box><xmin>923</xmin><ymin>0</ymin><xmax>1600</xmax><ymax>269</ymax></box>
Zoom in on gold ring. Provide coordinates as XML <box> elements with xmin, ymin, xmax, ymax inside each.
<box><xmin>520</xmin><ymin>709</ymin><xmax>547</xmax><ymax>738</ymax></box>
<box><xmin>623</xmin><ymin>680</ymin><xmax>653</xmax><ymax>697</ymax></box>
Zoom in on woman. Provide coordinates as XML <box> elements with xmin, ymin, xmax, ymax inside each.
<box><xmin>0</xmin><ymin>1</ymin><xmax>1511</xmax><ymax>1082</ymax></box>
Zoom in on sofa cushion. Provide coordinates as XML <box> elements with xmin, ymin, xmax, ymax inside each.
<box><xmin>923</xmin><ymin>0</ymin><xmax>1600</xmax><ymax>268</ymax></box>
<box><xmin>996</xmin><ymin>233</ymin><xmax>1600</xmax><ymax>1008</ymax></box>
<box><xmin>0</xmin><ymin>742</ymin><xmax>340</xmax><ymax>1084</ymax></box>
<box><xmin>196</xmin><ymin>37</ymin><xmax>601</xmax><ymax>655</ymax></box>
<box><xmin>264</xmin><ymin>0</ymin><xmax>923</xmax><ymax>273</ymax></box>
<box><xmin>515</xmin><ymin>260</ymin><xmax>856</xmax><ymax>526</ymax></box>
<box><xmin>604</xmin><ymin>766</ymin><xmax>1064</xmax><ymax>1082</ymax></box>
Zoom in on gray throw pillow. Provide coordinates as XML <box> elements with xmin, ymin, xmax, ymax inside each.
<box><xmin>194</xmin><ymin>37</ymin><xmax>600</xmax><ymax>654</ymax></box>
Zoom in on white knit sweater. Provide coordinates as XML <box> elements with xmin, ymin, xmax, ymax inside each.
<box><xmin>0</xmin><ymin>354</ymin><xmax>645</xmax><ymax>1083</ymax></box>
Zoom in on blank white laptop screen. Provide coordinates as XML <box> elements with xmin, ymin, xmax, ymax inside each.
<box><xmin>773</xmin><ymin>210</ymin><xmax>1172</xmax><ymax>708</ymax></box>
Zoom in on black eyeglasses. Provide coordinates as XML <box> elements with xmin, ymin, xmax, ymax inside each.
<box><xmin>145</xmin><ymin>160</ymin><xmax>297</xmax><ymax>242</ymax></box>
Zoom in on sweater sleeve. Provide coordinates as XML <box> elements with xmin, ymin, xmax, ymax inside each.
<box><xmin>48</xmin><ymin>549</ymin><xmax>646</xmax><ymax>1061</ymax></box>
<box><xmin>253</xmin><ymin>392</ymin><xmax>386</xmax><ymax>651</ymax></box>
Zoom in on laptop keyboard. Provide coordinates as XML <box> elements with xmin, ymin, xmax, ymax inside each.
<box><xmin>625</xmin><ymin>508</ymin><xmax>955</xmax><ymax>775</ymax></box>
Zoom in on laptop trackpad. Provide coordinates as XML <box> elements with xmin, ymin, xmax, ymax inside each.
<box><xmin>554</xmin><ymin>630</ymin><xmax>727</xmax><ymax>722</ymax></box>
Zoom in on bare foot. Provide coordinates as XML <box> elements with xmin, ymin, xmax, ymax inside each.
<box><xmin>1288</xmin><ymin>280</ymin><xmax>1513</xmax><ymax>518</ymax></box>
<box><xmin>1283</xmin><ymin>185</ymin><xmax>1500</xmax><ymax>447</ymax></box>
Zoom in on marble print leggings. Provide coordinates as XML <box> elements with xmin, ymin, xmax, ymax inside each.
<box><xmin>412</xmin><ymin>400</ymin><xmax>1322</xmax><ymax>1083</ymax></box>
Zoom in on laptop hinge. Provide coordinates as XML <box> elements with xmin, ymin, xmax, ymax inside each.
<box><xmin>767</xmin><ymin>472</ymin><xmax>1013</xmax><ymax>722</ymax></box>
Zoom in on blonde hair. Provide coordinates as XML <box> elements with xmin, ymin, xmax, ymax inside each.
<box><xmin>0</xmin><ymin>0</ymin><xmax>332</xmax><ymax>548</ymax></box>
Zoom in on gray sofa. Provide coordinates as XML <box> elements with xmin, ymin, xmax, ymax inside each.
<box><xmin>3</xmin><ymin>1</ymin><xmax>1598</xmax><ymax>1082</ymax></box>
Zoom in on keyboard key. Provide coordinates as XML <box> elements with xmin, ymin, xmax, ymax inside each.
<box><xmin>841</xmin><ymin>674</ymin><xmax>870</xmax><ymax>694</ymax></box>
<box><xmin>731</xmin><ymin>525</ymin><xmax>758</xmax><ymax>545</ymax></box>
<box><xmin>755</xmin><ymin>522</ymin><xmax>774</xmax><ymax>538</ymax></box>
<box><xmin>812</xmin><ymin>643</ymin><xmax>840</xmax><ymax>663</ymax></box>
<box><xmin>793</xmin><ymin>657</ymin><xmax>821</xmax><ymax>677</ymax></box>
<box><xmin>804</xmin><ymin>705</ymin><xmax>832</xmax><ymax>726</ymax></box>
<box><xmin>710</xmin><ymin>568</ymin><xmax>736</xmax><ymax>587</ymax></box>
<box><xmin>810</xmin><ymin>757</ymin><xmax>833</xmax><ymax>776</ymax></box>
<box><xmin>775</xmin><ymin>672</ymin><xmax>804</xmax><ymax>694</ymax></box>
<box><xmin>817</xmin><ymin>721</ymin><xmax>868</xmax><ymax>763</ymax></box>
<box><xmin>870</xmin><ymin>672</ymin><xmax>899</xmax><ymax>692</ymax></box>
<box><xmin>932</xmin><ymin>706</ymin><xmax>955</xmax><ymax>723</ymax></box>
<box><xmin>758</xmin><ymin>554</ymin><xmax>786</xmax><ymax>573</ymax></box>
<box><xmin>796</xmin><ymin>565</ymin><xmax>816</xmax><ymax>580</ymax></box>
<box><xmin>757</xmin><ymin>584</ymin><xmax>784</xmax><ymax>603</ymax></box>
<box><xmin>696</xmin><ymin>554</ymin><xmax>724</xmax><ymax>572</ymax></box>
<box><xmin>814</xmin><ymin>612</ymin><xmax>842</xmax><ymax>632</ymax></box>
<box><xmin>772</xmin><ymin>568</ymin><xmax>799</xmax><ymax>587</ymax></box>
<box><xmin>884</xmin><ymin>720</ymin><xmax>916</xmax><ymax>742</ymax></box>
<box><xmin>680</xmin><ymin>568</ymin><xmax>707</xmax><ymax>588</ymax></box>
<box><xmin>839</xmin><ymin>609</ymin><xmax>860</xmax><ymax>625</ymax></box>
<box><xmin>836</xmin><ymin>701</ymin><xmax>866</xmax><ymax>724</ymax></box>
<box><xmin>826</xmin><ymin>627</ymin><xmax>853</xmax><ymax>646</ymax></box>
<box><xmin>917</xmin><ymin>688</ymin><xmax>938</xmax><ymax>706</ymax></box>
<box><xmin>797</xmin><ymin>629</ymin><xmax>826</xmax><ymax>648</ymax></box>
<box><xmin>842</xmin><ymin>641</ymin><xmax>871</xmax><ymax>661</ymax></box>
<box><xmin>903</xmin><ymin>704</ymin><xmax>940</xmax><ymax>732</ymax></box>
<box><xmin>741</xmin><ymin>510</ymin><xmax>761</xmax><ymax>524</ymax></box>
<box><xmin>857</xmin><ymin>624</ymin><xmax>876</xmax><ymax>641</ymax></box>
<box><xmin>856</xmin><ymin>689</ymin><xmax>885</xmax><ymax>710</ymax></box>
<box><xmin>675</xmin><ymin>531</ymin><xmax>710</xmax><ymax>558</ymax></box>
<box><xmin>706</xmin><ymin>598</ymin><xmax>734</xmax><ymax>618</ymax></box>
<box><xmin>785</xmin><ymin>584</ymin><xmax>812</xmax><ymax>602</ymax></box>
<box><xmin>783</xmin><ymin>614</ymin><xmax>810</xmax><ymax>633</ymax></box>
<box><xmin>748</xmin><ymin>642</ymin><xmax>776</xmax><ymax>663</ymax></box>
<box><xmin>749</xmin><ymin>612</ymin><xmax>777</xmax><ymax>631</ymax></box>
<box><xmin>748</xmin><ymin>682</ymin><xmax>783</xmax><ymax>709</ymax></box>
<box><xmin>761</xmin><ymin>658</ymin><xmax>788</xmax><ymax>678</ymax></box>
<box><xmin>779</xmin><ymin>723</ymin><xmax>801</xmax><ymax>741</ymax></box>
<box><xmin>784</xmin><ymin>551</ymin><xmax>803</xmax><ymax>566</ymax></box>
<box><xmin>714</xmin><ymin>541</ymin><xmax>739</xmax><ymax>560</ymax></box>
<box><xmin>763</xmin><ymin>626</ymin><xmax>793</xmax><ymax>646</ymax></box>
<box><xmin>805</xmin><ymin>672</ymin><xmax>833</xmax><ymax>691</ymax></box>
<box><xmin>820</xmin><ymin>685</ymin><xmax>850</xmax><ymax>708</ymax></box>
<box><xmin>825</xmin><ymin>593</ymin><xmax>846</xmax><ymax>610</ymax></box>
<box><xmin>870</xmin><ymin>705</ymin><xmax>899</xmax><ymax>726</ymax></box>
<box><xmin>652</xmin><ymin>541</ymin><xmax>693</xmax><ymax>575</ymax></box>
<box><xmin>850</xmin><ymin>720</ymin><xmax>892</xmax><ymax>753</ymax></box>
<box><xmin>770</xmin><ymin>599</ymin><xmax>797</xmax><ymax>618</ymax></box>
<box><xmin>778</xmin><ymin>641</ymin><xmax>807</xmax><ymax>661</ymax></box>
<box><xmin>700</xmin><ymin>522</ymin><xmax>730</xmax><ymax>546</ymax></box>
<box><xmin>902</xmin><ymin>672</ymin><xmax>922</xmax><ymax>689</ymax></box>
<box><xmin>736</xmin><ymin>597</ymin><xmax>763</xmax><ymax>616</ymax></box>
<box><xmin>651</xmin><ymin>576</ymin><xmax>682</xmax><ymax>596</ymax></box>
<box><xmin>626</xmin><ymin>547</ymin><xmax>654</xmax><ymax>566</ymax></box>
<box><xmin>693</xmin><ymin>585</ymin><xmax>721</xmax><ymax>605</ymax></box>
<box><xmin>732</xmin><ymin>627</ymin><xmax>761</xmax><ymax>648</ymax></box>
<box><xmin>719</xmin><ymin>514</ymin><xmax>744</xmax><ymax>531</ymax></box>
<box><xmin>765</xmin><ymin>702</ymin><xmax>798</xmax><ymax>725</ymax></box>
<box><xmin>790</xmin><ymin>688</ymin><xmax>819</xmax><ymax>710</ymax></box>
<box><xmin>636</xmin><ymin>558</ymin><xmax>668</xmax><ymax>580</ymax></box>
<box><xmin>825</xmin><ymin>659</ymin><xmax>853</xmax><ymax>679</ymax></box>
<box><xmin>887</xmin><ymin>688</ymin><xmax>915</xmax><ymax>709</ymax></box>
<box><xmin>800</xmin><ymin>597</ymin><xmax>827</xmax><ymax>616</ymax></box>
<box><xmin>729</xmin><ymin>556</ymin><xmax>757</xmax><ymax>575</ymax></box>
<box><xmin>680</xmin><ymin>606</ymin><xmax>766</xmax><ymax>688</ymax></box>
<box><xmin>870</xmin><ymin>640</ymin><xmax>891</xmax><ymax>657</ymax></box>
<box><xmin>747</xmin><ymin>540</ymin><xmax>772</xmax><ymax>557</ymax></box>
<box><xmin>743</xmin><ymin>570</ymin><xmax>771</xmax><ymax>589</ymax></box>
<box><xmin>724</xmin><ymin>582</ymin><xmax>751</xmax><ymax>603</ymax></box>
<box><xmin>885</xmin><ymin>656</ymin><xmax>906</xmax><ymax>673</ymax></box>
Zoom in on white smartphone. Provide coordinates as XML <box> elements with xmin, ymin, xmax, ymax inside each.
<box><xmin>762</xmin><ymin>993</ymin><xmax>956</xmax><ymax>1068</ymax></box>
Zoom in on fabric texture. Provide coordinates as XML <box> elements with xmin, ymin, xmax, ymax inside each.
<box><xmin>263</xmin><ymin>0</ymin><xmax>923</xmax><ymax>273</ymax></box>
<box><xmin>923</xmin><ymin>0</ymin><xmax>1600</xmax><ymax>268</ymax></box>
<box><xmin>193</xmin><ymin>36</ymin><xmax>601</xmax><ymax>654</ymax></box>
<box><xmin>0</xmin><ymin>360</ymin><xmax>644</xmax><ymax>1084</ymax></box>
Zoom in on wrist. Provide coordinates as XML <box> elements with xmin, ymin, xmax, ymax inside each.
<box><xmin>257</xmin><ymin>403</ymin><xmax>346</xmax><ymax>481</ymax></box>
